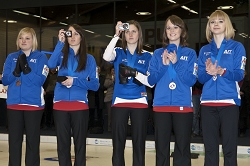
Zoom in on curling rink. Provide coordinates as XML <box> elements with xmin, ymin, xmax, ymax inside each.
<box><xmin>0</xmin><ymin>134</ymin><xmax>250</xmax><ymax>166</ymax></box>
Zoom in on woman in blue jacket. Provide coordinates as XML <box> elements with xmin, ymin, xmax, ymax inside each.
<box><xmin>148</xmin><ymin>15</ymin><xmax>197</xmax><ymax>166</ymax></box>
<box><xmin>198</xmin><ymin>10</ymin><xmax>246</xmax><ymax>166</ymax></box>
<box><xmin>103</xmin><ymin>20</ymin><xmax>153</xmax><ymax>166</ymax></box>
<box><xmin>2</xmin><ymin>27</ymin><xmax>48</xmax><ymax>166</ymax></box>
<box><xmin>48</xmin><ymin>24</ymin><xmax>99</xmax><ymax>166</ymax></box>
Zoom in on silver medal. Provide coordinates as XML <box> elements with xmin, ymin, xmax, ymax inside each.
<box><xmin>212</xmin><ymin>75</ymin><xmax>217</xmax><ymax>81</ymax></box>
<box><xmin>169</xmin><ymin>82</ymin><xmax>176</xmax><ymax>90</ymax></box>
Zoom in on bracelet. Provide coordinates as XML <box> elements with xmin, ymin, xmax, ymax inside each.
<box><xmin>114</xmin><ymin>34</ymin><xmax>119</xmax><ymax>38</ymax></box>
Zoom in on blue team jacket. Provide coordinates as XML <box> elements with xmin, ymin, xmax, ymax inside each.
<box><xmin>48</xmin><ymin>41</ymin><xmax>99</xmax><ymax>104</ymax></box>
<box><xmin>2</xmin><ymin>50</ymin><xmax>48</xmax><ymax>107</ymax></box>
<box><xmin>148</xmin><ymin>46</ymin><xmax>197</xmax><ymax>107</ymax></box>
<box><xmin>111</xmin><ymin>47</ymin><xmax>152</xmax><ymax>104</ymax></box>
<box><xmin>198</xmin><ymin>39</ymin><xmax>246</xmax><ymax>106</ymax></box>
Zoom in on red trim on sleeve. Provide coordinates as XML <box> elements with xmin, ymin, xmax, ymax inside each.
<box><xmin>220</xmin><ymin>69</ymin><xmax>226</xmax><ymax>76</ymax></box>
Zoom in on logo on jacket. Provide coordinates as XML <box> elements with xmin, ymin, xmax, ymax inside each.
<box><xmin>30</xmin><ymin>59</ymin><xmax>37</xmax><ymax>63</ymax></box>
<box><xmin>204</xmin><ymin>52</ymin><xmax>211</xmax><ymax>56</ymax></box>
<box><xmin>193</xmin><ymin>63</ymin><xmax>198</xmax><ymax>77</ymax></box>
<box><xmin>138</xmin><ymin>60</ymin><xmax>145</xmax><ymax>64</ymax></box>
<box><xmin>241</xmin><ymin>56</ymin><xmax>246</xmax><ymax>70</ymax></box>
<box><xmin>223</xmin><ymin>50</ymin><xmax>232</xmax><ymax>54</ymax></box>
<box><xmin>180</xmin><ymin>56</ymin><xmax>188</xmax><ymax>61</ymax></box>
<box><xmin>42</xmin><ymin>65</ymin><xmax>49</xmax><ymax>77</ymax></box>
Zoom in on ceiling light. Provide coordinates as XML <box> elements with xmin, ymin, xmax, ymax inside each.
<box><xmin>84</xmin><ymin>29</ymin><xmax>94</xmax><ymax>34</ymax></box>
<box><xmin>239</xmin><ymin>33</ymin><xmax>248</xmax><ymax>38</ymax></box>
<box><xmin>181</xmin><ymin>6</ymin><xmax>198</xmax><ymax>14</ymax></box>
<box><xmin>33</xmin><ymin>15</ymin><xmax>49</xmax><ymax>20</ymax></box>
<box><xmin>136</xmin><ymin>12</ymin><xmax>151</xmax><ymax>16</ymax></box>
<box><xmin>3</xmin><ymin>20</ymin><xmax>17</xmax><ymax>23</ymax></box>
<box><xmin>13</xmin><ymin>10</ymin><xmax>29</xmax><ymax>15</ymax></box>
<box><xmin>59</xmin><ymin>22</ymin><xmax>68</xmax><ymax>26</ymax></box>
<box><xmin>217</xmin><ymin>6</ymin><xmax>234</xmax><ymax>10</ymax></box>
<box><xmin>105</xmin><ymin>35</ymin><xmax>113</xmax><ymax>38</ymax></box>
<box><xmin>190</xmin><ymin>10</ymin><xmax>198</xmax><ymax>14</ymax></box>
<box><xmin>181</xmin><ymin>6</ymin><xmax>190</xmax><ymax>11</ymax></box>
<box><xmin>167</xmin><ymin>0</ymin><xmax>176</xmax><ymax>3</ymax></box>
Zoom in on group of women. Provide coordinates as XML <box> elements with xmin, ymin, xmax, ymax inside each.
<box><xmin>2</xmin><ymin>9</ymin><xmax>246</xmax><ymax>166</ymax></box>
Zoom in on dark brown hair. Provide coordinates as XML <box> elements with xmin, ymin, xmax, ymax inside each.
<box><xmin>162</xmin><ymin>15</ymin><xmax>188</xmax><ymax>47</ymax></box>
<box><xmin>61</xmin><ymin>24</ymin><xmax>87</xmax><ymax>72</ymax></box>
<box><xmin>121</xmin><ymin>20</ymin><xmax>143</xmax><ymax>55</ymax></box>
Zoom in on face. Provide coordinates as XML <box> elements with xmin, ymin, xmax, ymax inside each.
<box><xmin>124</xmin><ymin>24</ymin><xmax>139</xmax><ymax>45</ymax></box>
<box><xmin>67</xmin><ymin>26</ymin><xmax>81</xmax><ymax>47</ymax></box>
<box><xmin>165</xmin><ymin>20</ymin><xmax>181</xmax><ymax>45</ymax></box>
<box><xmin>209</xmin><ymin>16</ymin><xmax>226</xmax><ymax>36</ymax></box>
<box><xmin>18</xmin><ymin>32</ymin><xmax>33</xmax><ymax>52</ymax></box>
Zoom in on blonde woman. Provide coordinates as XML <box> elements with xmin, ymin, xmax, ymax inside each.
<box><xmin>2</xmin><ymin>27</ymin><xmax>48</xmax><ymax>166</ymax></box>
<box><xmin>198</xmin><ymin>10</ymin><xmax>246</xmax><ymax>166</ymax></box>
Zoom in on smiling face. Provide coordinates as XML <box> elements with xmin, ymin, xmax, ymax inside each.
<box><xmin>209</xmin><ymin>16</ymin><xmax>226</xmax><ymax>36</ymax></box>
<box><xmin>165</xmin><ymin>20</ymin><xmax>181</xmax><ymax>45</ymax></box>
<box><xmin>18</xmin><ymin>32</ymin><xmax>33</xmax><ymax>52</ymax></box>
<box><xmin>67</xmin><ymin>26</ymin><xmax>82</xmax><ymax>47</ymax></box>
<box><xmin>124</xmin><ymin>24</ymin><xmax>139</xmax><ymax>45</ymax></box>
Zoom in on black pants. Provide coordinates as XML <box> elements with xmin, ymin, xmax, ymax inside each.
<box><xmin>89</xmin><ymin>108</ymin><xmax>103</xmax><ymax>128</ymax></box>
<box><xmin>154</xmin><ymin>112</ymin><xmax>193</xmax><ymax>166</ymax></box>
<box><xmin>201</xmin><ymin>105</ymin><xmax>239</xmax><ymax>166</ymax></box>
<box><xmin>8</xmin><ymin>109</ymin><xmax>43</xmax><ymax>166</ymax></box>
<box><xmin>111</xmin><ymin>107</ymin><xmax>148</xmax><ymax>166</ymax></box>
<box><xmin>53</xmin><ymin>110</ymin><xmax>89</xmax><ymax>166</ymax></box>
<box><xmin>105</xmin><ymin>101</ymin><xmax>112</xmax><ymax>131</ymax></box>
<box><xmin>43</xmin><ymin>93</ymin><xmax>54</xmax><ymax>127</ymax></box>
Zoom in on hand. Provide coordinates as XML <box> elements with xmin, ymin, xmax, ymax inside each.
<box><xmin>62</xmin><ymin>76</ymin><xmax>73</xmax><ymax>87</ymax></box>
<box><xmin>58</xmin><ymin>29</ymin><xmax>66</xmax><ymax>43</ymax></box>
<box><xmin>162</xmin><ymin>50</ymin><xmax>170</xmax><ymax>65</ymax></box>
<box><xmin>119</xmin><ymin>73</ymin><xmax>128</xmax><ymax>84</ymax></box>
<box><xmin>166</xmin><ymin>50</ymin><xmax>177</xmax><ymax>64</ymax></box>
<box><xmin>115</xmin><ymin>21</ymin><xmax>123</xmax><ymax>37</ymax></box>
<box><xmin>205</xmin><ymin>58</ymin><xmax>221</xmax><ymax>76</ymax></box>
<box><xmin>119</xmin><ymin>63</ymin><xmax>137</xmax><ymax>77</ymax></box>
<box><xmin>18</xmin><ymin>54</ymin><xmax>31</xmax><ymax>74</ymax></box>
<box><xmin>217</xmin><ymin>66</ymin><xmax>225</xmax><ymax>76</ymax></box>
<box><xmin>13</xmin><ymin>56</ymin><xmax>22</xmax><ymax>77</ymax></box>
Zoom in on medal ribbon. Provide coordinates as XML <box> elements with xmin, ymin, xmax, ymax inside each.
<box><xmin>126</xmin><ymin>49</ymin><xmax>137</xmax><ymax>68</ymax></box>
<box><xmin>210</xmin><ymin>38</ymin><xmax>226</xmax><ymax>66</ymax></box>
<box><xmin>67</xmin><ymin>51</ymin><xmax>78</xmax><ymax>76</ymax></box>
<box><xmin>167</xmin><ymin>44</ymin><xmax>182</xmax><ymax>80</ymax></box>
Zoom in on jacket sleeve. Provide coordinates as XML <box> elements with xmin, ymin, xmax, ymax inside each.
<box><xmin>2</xmin><ymin>54</ymin><xmax>16</xmax><ymax>86</ymax></box>
<box><xmin>48</xmin><ymin>41</ymin><xmax>64</xmax><ymax>69</ymax></box>
<box><xmin>103</xmin><ymin>36</ymin><xmax>119</xmax><ymax>62</ymax></box>
<box><xmin>73</xmin><ymin>55</ymin><xmax>99</xmax><ymax>91</ymax></box>
<box><xmin>222</xmin><ymin>43</ymin><xmax>245</xmax><ymax>82</ymax></box>
<box><xmin>148</xmin><ymin>49</ymin><xmax>168</xmax><ymax>86</ymax></box>
<box><xmin>197</xmin><ymin>46</ymin><xmax>213</xmax><ymax>84</ymax></box>
<box><xmin>173</xmin><ymin>48</ymin><xmax>197</xmax><ymax>87</ymax></box>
